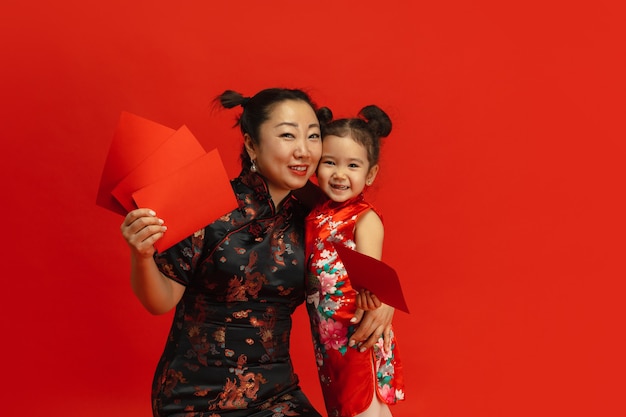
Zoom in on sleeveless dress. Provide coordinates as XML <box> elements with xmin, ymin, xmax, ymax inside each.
<box><xmin>305</xmin><ymin>194</ymin><xmax>405</xmax><ymax>417</ymax></box>
<box><xmin>152</xmin><ymin>170</ymin><xmax>322</xmax><ymax>417</ymax></box>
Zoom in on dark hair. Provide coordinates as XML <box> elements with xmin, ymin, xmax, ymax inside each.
<box><xmin>215</xmin><ymin>88</ymin><xmax>318</xmax><ymax>171</ymax></box>
<box><xmin>318</xmin><ymin>105</ymin><xmax>392</xmax><ymax>167</ymax></box>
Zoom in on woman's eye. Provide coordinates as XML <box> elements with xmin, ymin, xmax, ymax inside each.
<box><xmin>309</xmin><ymin>133</ymin><xmax>321</xmax><ymax>140</ymax></box>
<box><xmin>280</xmin><ymin>132</ymin><xmax>295</xmax><ymax>139</ymax></box>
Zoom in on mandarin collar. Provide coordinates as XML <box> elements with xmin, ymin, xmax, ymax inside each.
<box><xmin>238</xmin><ymin>169</ymin><xmax>296</xmax><ymax>214</ymax></box>
<box><xmin>317</xmin><ymin>193</ymin><xmax>365</xmax><ymax>213</ymax></box>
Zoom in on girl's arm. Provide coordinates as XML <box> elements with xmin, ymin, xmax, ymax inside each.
<box><xmin>349</xmin><ymin>209</ymin><xmax>396</xmax><ymax>352</ymax></box>
<box><xmin>121</xmin><ymin>208</ymin><xmax>186</xmax><ymax>315</ymax></box>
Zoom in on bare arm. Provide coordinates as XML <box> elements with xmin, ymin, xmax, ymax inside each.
<box><xmin>349</xmin><ymin>209</ymin><xmax>395</xmax><ymax>351</ymax></box>
<box><xmin>120</xmin><ymin>208</ymin><xmax>186</xmax><ymax>315</ymax></box>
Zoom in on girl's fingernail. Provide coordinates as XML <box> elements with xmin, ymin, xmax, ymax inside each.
<box><xmin>148</xmin><ymin>210</ymin><xmax>156</xmax><ymax>216</ymax></box>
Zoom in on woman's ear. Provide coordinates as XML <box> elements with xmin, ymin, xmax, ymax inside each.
<box><xmin>243</xmin><ymin>133</ymin><xmax>256</xmax><ymax>161</ymax></box>
<box><xmin>366</xmin><ymin>164</ymin><xmax>379</xmax><ymax>186</ymax></box>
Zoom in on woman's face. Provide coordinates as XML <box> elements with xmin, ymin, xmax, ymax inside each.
<box><xmin>246</xmin><ymin>99</ymin><xmax>322</xmax><ymax>206</ymax></box>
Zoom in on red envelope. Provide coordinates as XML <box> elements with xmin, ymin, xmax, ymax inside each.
<box><xmin>334</xmin><ymin>244</ymin><xmax>410</xmax><ymax>313</ymax></box>
<box><xmin>131</xmin><ymin>148</ymin><xmax>238</xmax><ymax>252</ymax></box>
<box><xmin>96</xmin><ymin>112</ymin><xmax>176</xmax><ymax>215</ymax></box>
<box><xmin>110</xmin><ymin>125</ymin><xmax>206</xmax><ymax>212</ymax></box>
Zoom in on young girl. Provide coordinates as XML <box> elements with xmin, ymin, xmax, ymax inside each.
<box><xmin>305</xmin><ymin>105</ymin><xmax>405</xmax><ymax>417</ymax></box>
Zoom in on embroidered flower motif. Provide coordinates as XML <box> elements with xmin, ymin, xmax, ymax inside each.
<box><xmin>319</xmin><ymin>318</ymin><xmax>348</xmax><ymax>351</ymax></box>
<box><xmin>307</xmin><ymin>291</ymin><xmax>320</xmax><ymax>308</ymax></box>
<box><xmin>319</xmin><ymin>270</ymin><xmax>339</xmax><ymax>296</ymax></box>
<box><xmin>319</xmin><ymin>298</ymin><xmax>342</xmax><ymax>318</ymax></box>
<box><xmin>395</xmin><ymin>388</ymin><xmax>405</xmax><ymax>401</ymax></box>
<box><xmin>379</xmin><ymin>384</ymin><xmax>397</xmax><ymax>403</ymax></box>
<box><xmin>375</xmin><ymin>337</ymin><xmax>394</xmax><ymax>361</ymax></box>
<box><xmin>377</xmin><ymin>361</ymin><xmax>395</xmax><ymax>386</ymax></box>
<box><xmin>318</xmin><ymin>248</ymin><xmax>333</xmax><ymax>261</ymax></box>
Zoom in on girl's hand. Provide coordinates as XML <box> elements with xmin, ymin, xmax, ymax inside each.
<box><xmin>350</xmin><ymin>289</ymin><xmax>382</xmax><ymax>325</ymax></box>
<box><xmin>355</xmin><ymin>289</ymin><xmax>382</xmax><ymax>311</ymax></box>
<box><xmin>120</xmin><ymin>208</ymin><xmax>166</xmax><ymax>258</ymax></box>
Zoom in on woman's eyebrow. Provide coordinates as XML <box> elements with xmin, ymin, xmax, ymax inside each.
<box><xmin>274</xmin><ymin>121</ymin><xmax>298</xmax><ymax>128</ymax></box>
<box><xmin>273</xmin><ymin>122</ymin><xmax>320</xmax><ymax>129</ymax></box>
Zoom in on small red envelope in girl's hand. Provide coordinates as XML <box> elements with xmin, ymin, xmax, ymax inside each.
<box><xmin>131</xmin><ymin>148</ymin><xmax>238</xmax><ymax>253</ymax></box>
<box><xmin>333</xmin><ymin>243</ymin><xmax>410</xmax><ymax>314</ymax></box>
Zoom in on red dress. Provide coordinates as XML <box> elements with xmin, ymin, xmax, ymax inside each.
<box><xmin>305</xmin><ymin>194</ymin><xmax>405</xmax><ymax>417</ymax></box>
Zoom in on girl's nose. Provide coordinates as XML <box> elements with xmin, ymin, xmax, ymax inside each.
<box><xmin>332</xmin><ymin>168</ymin><xmax>346</xmax><ymax>179</ymax></box>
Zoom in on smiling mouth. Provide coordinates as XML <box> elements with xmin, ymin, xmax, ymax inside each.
<box><xmin>330</xmin><ymin>184</ymin><xmax>349</xmax><ymax>190</ymax></box>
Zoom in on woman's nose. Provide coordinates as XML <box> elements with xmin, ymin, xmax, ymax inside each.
<box><xmin>294</xmin><ymin>138</ymin><xmax>311</xmax><ymax>158</ymax></box>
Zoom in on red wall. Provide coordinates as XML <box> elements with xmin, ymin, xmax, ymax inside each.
<box><xmin>2</xmin><ymin>1</ymin><xmax>625</xmax><ymax>416</ymax></box>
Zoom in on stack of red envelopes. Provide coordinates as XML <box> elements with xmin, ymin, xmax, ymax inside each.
<box><xmin>96</xmin><ymin>112</ymin><xmax>238</xmax><ymax>252</ymax></box>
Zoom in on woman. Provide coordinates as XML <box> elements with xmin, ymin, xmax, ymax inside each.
<box><xmin>120</xmin><ymin>88</ymin><xmax>393</xmax><ymax>417</ymax></box>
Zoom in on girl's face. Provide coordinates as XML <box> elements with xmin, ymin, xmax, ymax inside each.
<box><xmin>245</xmin><ymin>100</ymin><xmax>322</xmax><ymax>206</ymax></box>
<box><xmin>316</xmin><ymin>134</ymin><xmax>379</xmax><ymax>203</ymax></box>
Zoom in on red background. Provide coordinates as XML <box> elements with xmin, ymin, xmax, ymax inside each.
<box><xmin>1</xmin><ymin>1</ymin><xmax>625</xmax><ymax>416</ymax></box>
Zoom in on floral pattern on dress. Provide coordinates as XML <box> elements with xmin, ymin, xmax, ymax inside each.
<box><xmin>305</xmin><ymin>194</ymin><xmax>405</xmax><ymax>417</ymax></box>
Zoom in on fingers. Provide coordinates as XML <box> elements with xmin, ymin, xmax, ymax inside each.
<box><xmin>350</xmin><ymin>308</ymin><xmax>364</xmax><ymax>324</ymax></box>
<box><xmin>355</xmin><ymin>290</ymin><xmax>382</xmax><ymax>311</ymax></box>
<box><xmin>348</xmin><ymin>304</ymin><xmax>395</xmax><ymax>352</ymax></box>
<box><xmin>370</xmin><ymin>293</ymin><xmax>382</xmax><ymax>308</ymax></box>
<box><xmin>355</xmin><ymin>292</ymin><xmax>367</xmax><ymax>310</ymax></box>
<box><xmin>360</xmin><ymin>328</ymin><xmax>383</xmax><ymax>351</ymax></box>
<box><xmin>383</xmin><ymin>326</ymin><xmax>393</xmax><ymax>353</ymax></box>
<box><xmin>121</xmin><ymin>208</ymin><xmax>158</xmax><ymax>228</ymax></box>
<box><xmin>348</xmin><ymin>313</ymin><xmax>375</xmax><ymax>350</ymax></box>
<box><xmin>120</xmin><ymin>208</ymin><xmax>167</xmax><ymax>256</ymax></box>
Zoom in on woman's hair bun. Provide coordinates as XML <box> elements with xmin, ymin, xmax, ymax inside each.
<box><xmin>218</xmin><ymin>90</ymin><xmax>249</xmax><ymax>109</ymax></box>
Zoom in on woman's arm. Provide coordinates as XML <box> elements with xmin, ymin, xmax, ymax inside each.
<box><xmin>121</xmin><ymin>208</ymin><xmax>185</xmax><ymax>315</ymax></box>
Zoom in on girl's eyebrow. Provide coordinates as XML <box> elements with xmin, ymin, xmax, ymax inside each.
<box><xmin>321</xmin><ymin>154</ymin><xmax>365</xmax><ymax>164</ymax></box>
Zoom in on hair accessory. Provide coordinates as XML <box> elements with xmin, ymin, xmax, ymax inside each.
<box><xmin>250</xmin><ymin>159</ymin><xmax>257</xmax><ymax>172</ymax></box>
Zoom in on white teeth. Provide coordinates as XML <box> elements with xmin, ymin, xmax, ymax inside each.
<box><xmin>291</xmin><ymin>166</ymin><xmax>306</xmax><ymax>171</ymax></box>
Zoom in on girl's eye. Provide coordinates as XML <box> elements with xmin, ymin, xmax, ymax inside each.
<box><xmin>322</xmin><ymin>160</ymin><xmax>335</xmax><ymax>166</ymax></box>
<box><xmin>348</xmin><ymin>163</ymin><xmax>360</xmax><ymax>168</ymax></box>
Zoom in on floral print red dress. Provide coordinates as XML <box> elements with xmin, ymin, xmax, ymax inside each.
<box><xmin>305</xmin><ymin>194</ymin><xmax>405</xmax><ymax>417</ymax></box>
<box><xmin>152</xmin><ymin>171</ymin><xmax>322</xmax><ymax>417</ymax></box>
